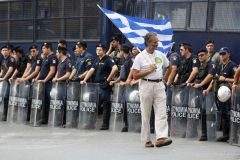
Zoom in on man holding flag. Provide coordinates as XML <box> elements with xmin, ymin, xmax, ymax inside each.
<box><xmin>98</xmin><ymin>5</ymin><xmax>173</xmax><ymax>147</ymax></box>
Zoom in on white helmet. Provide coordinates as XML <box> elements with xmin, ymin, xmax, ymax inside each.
<box><xmin>50</xmin><ymin>88</ymin><xmax>57</xmax><ymax>98</ymax></box>
<box><xmin>217</xmin><ymin>86</ymin><xmax>231</xmax><ymax>102</ymax></box>
<box><xmin>129</xmin><ymin>90</ymin><xmax>140</xmax><ymax>102</ymax></box>
<box><xmin>174</xmin><ymin>91</ymin><xmax>183</xmax><ymax>106</ymax></box>
<box><xmin>82</xmin><ymin>92</ymin><xmax>90</xmax><ymax>102</ymax></box>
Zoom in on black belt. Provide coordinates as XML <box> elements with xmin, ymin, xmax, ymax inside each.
<box><xmin>142</xmin><ymin>78</ymin><xmax>162</xmax><ymax>82</ymax></box>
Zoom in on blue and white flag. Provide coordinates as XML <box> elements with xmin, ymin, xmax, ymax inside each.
<box><xmin>98</xmin><ymin>5</ymin><xmax>173</xmax><ymax>54</ymax></box>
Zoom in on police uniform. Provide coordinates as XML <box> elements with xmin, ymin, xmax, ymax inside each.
<box><xmin>38</xmin><ymin>53</ymin><xmax>58</xmax><ymax>123</ymax></box>
<box><xmin>74</xmin><ymin>51</ymin><xmax>94</xmax><ymax>81</ymax></box>
<box><xmin>93</xmin><ymin>55</ymin><xmax>115</xmax><ymax>129</ymax></box>
<box><xmin>1</xmin><ymin>55</ymin><xmax>16</xmax><ymax>79</ymax></box>
<box><xmin>132</xmin><ymin>49</ymin><xmax>169</xmax><ymax>142</ymax></box>
<box><xmin>15</xmin><ymin>55</ymin><xmax>29</xmax><ymax>78</ymax></box>
<box><xmin>1</xmin><ymin>55</ymin><xmax>16</xmax><ymax>120</ymax></box>
<box><xmin>29</xmin><ymin>55</ymin><xmax>42</xmax><ymax>75</ymax></box>
<box><xmin>177</xmin><ymin>55</ymin><xmax>199</xmax><ymax>84</ymax></box>
<box><xmin>0</xmin><ymin>53</ymin><xmax>3</xmax><ymax>67</ymax></box>
<box><xmin>56</xmin><ymin>58</ymin><xmax>72</xmax><ymax>79</ymax></box>
<box><xmin>215</xmin><ymin>60</ymin><xmax>237</xmax><ymax>139</ymax></box>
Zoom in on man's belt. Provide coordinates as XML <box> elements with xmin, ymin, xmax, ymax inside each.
<box><xmin>142</xmin><ymin>78</ymin><xmax>162</xmax><ymax>83</ymax></box>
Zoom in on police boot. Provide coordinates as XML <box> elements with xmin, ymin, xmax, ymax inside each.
<box><xmin>2</xmin><ymin>98</ymin><xmax>9</xmax><ymax>121</ymax></box>
<box><xmin>199</xmin><ymin>109</ymin><xmax>207</xmax><ymax>141</ymax></box>
<box><xmin>217</xmin><ymin>112</ymin><xmax>230</xmax><ymax>142</ymax></box>
<box><xmin>100</xmin><ymin>102</ymin><xmax>111</xmax><ymax>130</ymax></box>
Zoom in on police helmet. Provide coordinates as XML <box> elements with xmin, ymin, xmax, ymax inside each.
<box><xmin>217</xmin><ymin>85</ymin><xmax>231</xmax><ymax>102</ymax></box>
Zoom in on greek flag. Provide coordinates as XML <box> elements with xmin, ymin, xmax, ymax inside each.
<box><xmin>98</xmin><ymin>5</ymin><xmax>173</xmax><ymax>54</ymax></box>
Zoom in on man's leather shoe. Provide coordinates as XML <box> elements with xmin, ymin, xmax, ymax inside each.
<box><xmin>199</xmin><ymin>136</ymin><xmax>208</xmax><ymax>141</ymax></box>
<box><xmin>155</xmin><ymin>137</ymin><xmax>172</xmax><ymax>147</ymax></box>
<box><xmin>121</xmin><ymin>126</ymin><xmax>128</xmax><ymax>132</ymax></box>
<box><xmin>145</xmin><ymin>141</ymin><xmax>154</xmax><ymax>148</ymax></box>
<box><xmin>217</xmin><ymin>136</ymin><xmax>229</xmax><ymax>142</ymax></box>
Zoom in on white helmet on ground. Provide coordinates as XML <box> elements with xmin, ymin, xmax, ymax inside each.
<box><xmin>217</xmin><ymin>85</ymin><xmax>231</xmax><ymax>102</ymax></box>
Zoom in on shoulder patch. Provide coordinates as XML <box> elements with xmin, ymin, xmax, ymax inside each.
<box><xmin>10</xmin><ymin>57</ymin><xmax>14</xmax><ymax>62</ymax></box>
<box><xmin>68</xmin><ymin>63</ymin><xmax>72</xmax><ymax>68</ymax></box>
<box><xmin>37</xmin><ymin>60</ymin><xmax>41</xmax><ymax>64</ymax></box>
<box><xmin>52</xmin><ymin>59</ymin><xmax>56</xmax><ymax>64</ymax></box>
<box><xmin>172</xmin><ymin>56</ymin><xmax>177</xmax><ymax>61</ymax></box>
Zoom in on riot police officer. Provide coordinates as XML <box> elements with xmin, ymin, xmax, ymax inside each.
<box><xmin>69</xmin><ymin>41</ymin><xmax>95</xmax><ymax>81</ymax></box>
<box><xmin>192</xmin><ymin>49</ymin><xmax>216</xmax><ymax>141</ymax></box>
<box><xmin>34</xmin><ymin>42</ymin><xmax>58</xmax><ymax>124</ymax></box>
<box><xmin>215</xmin><ymin>47</ymin><xmax>236</xmax><ymax>142</ymax></box>
<box><xmin>52</xmin><ymin>47</ymin><xmax>72</xmax><ymax>82</ymax></box>
<box><xmin>207</xmin><ymin>47</ymin><xmax>236</xmax><ymax>142</ymax></box>
<box><xmin>175</xmin><ymin>43</ymin><xmax>199</xmax><ymax>85</ymax></box>
<box><xmin>57</xmin><ymin>39</ymin><xmax>75</xmax><ymax>63</ymax></box>
<box><xmin>17</xmin><ymin>45</ymin><xmax>42</xmax><ymax>82</ymax></box>
<box><xmin>0</xmin><ymin>45</ymin><xmax>16</xmax><ymax>120</ymax></box>
<box><xmin>10</xmin><ymin>46</ymin><xmax>28</xmax><ymax>80</ymax></box>
<box><xmin>81</xmin><ymin>43</ymin><xmax>118</xmax><ymax>130</ymax></box>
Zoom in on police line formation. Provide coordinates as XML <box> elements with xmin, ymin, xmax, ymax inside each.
<box><xmin>0</xmin><ymin>37</ymin><xmax>239</xmax><ymax>147</ymax></box>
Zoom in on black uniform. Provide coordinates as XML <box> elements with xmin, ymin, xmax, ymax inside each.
<box><xmin>15</xmin><ymin>55</ymin><xmax>29</xmax><ymax>78</ymax></box>
<box><xmin>177</xmin><ymin>55</ymin><xmax>199</xmax><ymax>84</ymax></box>
<box><xmin>215</xmin><ymin>60</ymin><xmax>237</xmax><ymax>139</ymax></box>
<box><xmin>93</xmin><ymin>55</ymin><xmax>115</xmax><ymax>129</ymax></box>
<box><xmin>1</xmin><ymin>55</ymin><xmax>16</xmax><ymax>120</ymax></box>
<box><xmin>29</xmin><ymin>56</ymin><xmax>42</xmax><ymax>74</ymax></box>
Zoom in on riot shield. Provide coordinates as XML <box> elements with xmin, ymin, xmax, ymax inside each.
<box><xmin>166</xmin><ymin>85</ymin><xmax>172</xmax><ymax>136</ymax></box>
<box><xmin>29</xmin><ymin>82</ymin><xmax>45</xmax><ymax>126</ymax></box>
<box><xmin>204</xmin><ymin>92</ymin><xmax>217</xmax><ymax>142</ymax></box>
<box><xmin>48</xmin><ymin>82</ymin><xmax>66</xmax><ymax>127</ymax></box>
<box><xmin>186</xmin><ymin>87</ymin><xmax>202</xmax><ymax>139</ymax></box>
<box><xmin>170</xmin><ymin>84</ymin><xmax>189</xmax><ymax>138</ymax></box>
<box><xmin>78</xmin><ymin>83</ymin><xmax>99</xmax><ymax>129</ymax></box>
<box><xmin>17</xmin><ymin>81</ymin><xmax>31</xmax><ymax>124</ymax></box>
<box><xmin>229</xmin><ymin>89</ymin><xmax>240</xmax><ymax>146</ymax></box>
<box><xmin>66</xmin><ymin>81</ymin><xmax>80</xmax><ymax>128</ymax></box>
<box><xmin>109</xmin><ymin>84</ymin><xmax>124</xmax><ymax>132</ymax></box>
<box><xmin>7</xmin><ymin>80</ymin><xmax>19</xmax><ymax>123</ymax></box>
<box><xmin>0</xmin><ymin>80</ymin><xmax>9</xmax><ymax>120</ymax></box>
<box><xmin>125</xmin><ymin>84</ymin><xmax>141</xmax><ymax>132</ymax></box>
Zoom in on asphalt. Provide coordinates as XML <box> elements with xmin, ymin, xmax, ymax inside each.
<box><xmin>0</xmin><ymin>122</ymin><xmax>239</xmax><ymax>160</ymax></box>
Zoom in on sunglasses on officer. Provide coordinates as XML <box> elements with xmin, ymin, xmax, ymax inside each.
<box><xmin>219</xmin><ymin>52</ymin><xmax>227</xmax><ymax>56</ymax></box>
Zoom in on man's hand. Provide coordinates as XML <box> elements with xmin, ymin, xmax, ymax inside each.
<box><xmin>37</xmin><ymin>80</ymin><xmax>45</xmax><ymax>83</ymax></box>
<box><xmin>194</xmin><ymin>83</ymin><xmax>202</xmax><ymax>88</ymax></box>
<box><xmin>80</xmin><ymin>80</ymin><xmax>86</xmax><ymax>85</ymax></box>
<box><xmin>232</xmin><ymin>84</ymin><xmax>238</xmax><ymax>91</ymax></box>
<box><xmin>147</xmin><ymin>64</ymin><xmax>157</xmax><ymax>73</ymax></box>
<box><xmin>219</xmin><ymin>76</ymin><xmax>226</xmax><ymax>81</ymax></box>
<box><xmin>203</xmin><ymin>89</ymin><xmax>209</xmax><ymax>95</ymax></box>
<box><xmin>52</xmin><ymin>78</ymin><xmax>57</xmax><ymax>83</ymax></box>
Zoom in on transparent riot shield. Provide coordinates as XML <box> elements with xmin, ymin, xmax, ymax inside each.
<box><xmin>229</xmin><ymin>89</ymin><xmax>240</xmax><ymax>146</ymax></box>
<box><xmin>29</xmin><ymin>82</ymin><xmax>45</xmax><ymax>126</ymax></box>
<box><xmin>48</xmin><ymin>82</ymin><xmax>66</xmax><ymax>127</ymax></box>
<box><xmin>125</xmin><ymin>84</ymin><xmax>141</xmax><ymax>132</ymax></box>
<box><xmin>17</xmin><ymin>81</ymin><xmax>31</xmax><ymax>124</ymax></box>
<box><xmin>166</xmin><ymin>85</ymin><xmax>172</xmax><ymax>136</ymax></box>
<box><xmin>78</xmin><ymin>83</ymin><xmax>99</xmax><ymax>129</ymax></box>
<box><xmin>170</xmin><ymin>84</ymin><xmax>189</xmax><ymax>138</ymax></box>
<box><xmin>66</xmin><ymin>81</ymin><xmax>80</xmax><ymax>128</ymax></box>
<box><xmin>204</xmin><ymin>92</ymin><xmax>217</xmax><ymax>142</ymax></box>
<box><xmin>186</xmin><ymin>87</ymin><xmax>202</xmax><ymax>139</ymax></box>
<box><xmin>7</xmin><ymin>80</ymin><xmax>19</xmax><ymax>123</ymax></box>
<box><xmin>109</xmin><ymin>84</ymin><xmax>124</xmax><ymax>132</ymax></box>
<box><xmin>0</xmin><ymin>80</ymin><xmax>9</xmax><ymax>120</ymax></box>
